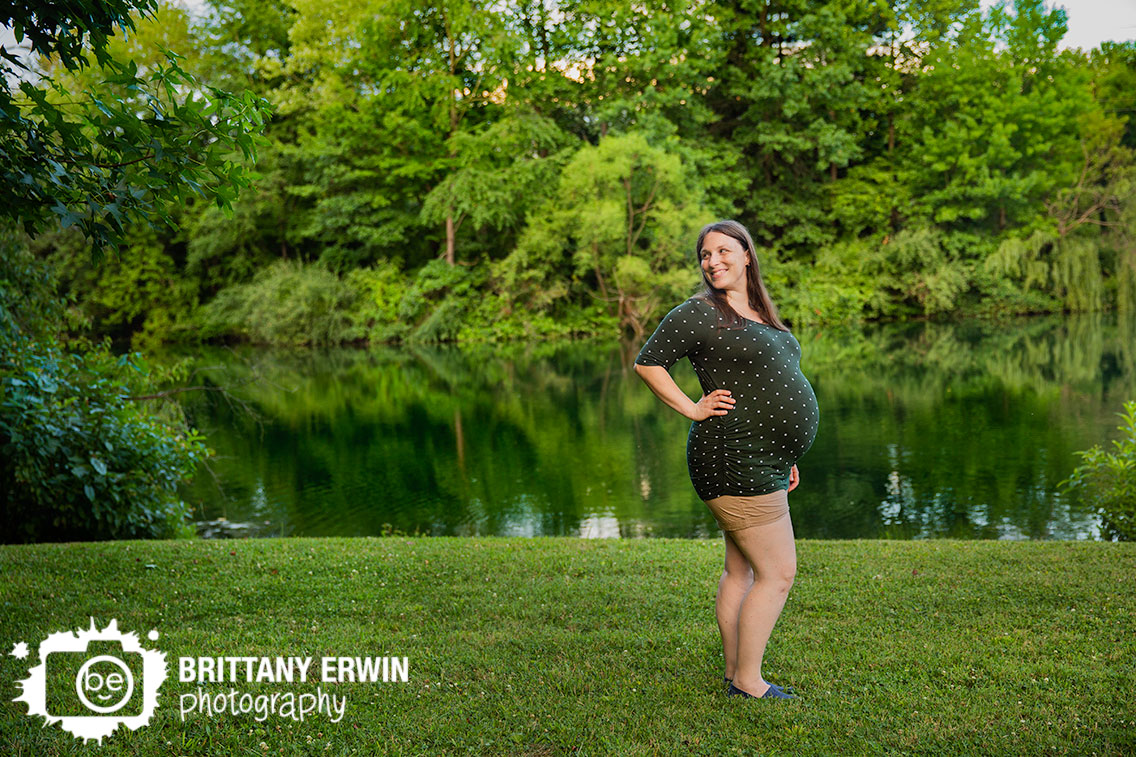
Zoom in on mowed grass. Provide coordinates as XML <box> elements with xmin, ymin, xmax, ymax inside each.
<box><xmin>0</xmin><ymin>537</ymin><xmax>1133</xmax><ymax>756</ymax></box>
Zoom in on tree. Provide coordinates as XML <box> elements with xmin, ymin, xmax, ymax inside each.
<box><xmin>0</xmin><ymin>0</ymin><xmax>272</xmax><ymax>257</ymax></box>
<box><xmin>0</xmin><ymin>0</ymin><xmax>270</xmax><ymax>541</ymax></box>
<box><xmin>494</xmin><ymin>131</ymin><xmax>714</xmax><ymax>336</ymax></box>
<box><xmin>419</xmin><ymin>110</ymin><xmax>577</xmax><ymax>252</ymax></box>
<box><xmin>703</xmin><ymin>0</ymin><xmax>890</xmax><ymax>255</ymax></box>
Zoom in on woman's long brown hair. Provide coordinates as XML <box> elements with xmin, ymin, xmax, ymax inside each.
<box><xmin>692</xmin><ymin>220</ymin><xmax>789</xmax><ymax>332</ymax></box>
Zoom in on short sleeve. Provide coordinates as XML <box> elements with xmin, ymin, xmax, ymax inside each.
<box><xmin>634</xmin><ymin>299</ymin><xmax>707</xmax><ymax>371</ymax></box>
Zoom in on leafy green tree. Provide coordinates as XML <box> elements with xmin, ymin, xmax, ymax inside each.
<box><xmin>420</xmin><ymin>111</ymin><xmax>577</xmax><ymax>256</ymax></box>
<box><xmin>262</xmin><ymin>0</ymin><xmax>530</xmax><ymax>269</ymax></box>
<box><xmin>982</xmin><ymin>64</ymin><xmax>1136</xmax><ymax>313</ymax></box>
<box><xmin>495</xmin><ymin>131</ymin><xmax>714</xmax><ymax>336</ymax></box>
<box><xmin>15</xmin><ymin>0</ymin><xmax>1136</xmax><ymax>351</ymax></box>
<box><xmin>0</xmin><ymin>0</ymin><xmax>268</xmax><ymax>541</ymax></box>
<box><xmin>196</xmin><ymin>0</ymin><xmax>297</xmax><ymax>94</ymax></box>
<box><xmin>703</xmin><ymin>0</ymin><xmax>890</xmax><ymax>255</ymax></box>
<box><xmin>1</xmin><ymin>0</ymin><xmax>272</xmax><ymax>257</ymax></box>
<box><xmin>1089</xmin><ymin>42</ymin><xmax>1136</xmax><ymax>150</ymax></box>
<box><xmin>828</xmin><ymin>0</ymin><xmax>980</xmax><ymax>240</ymax></box>
<box><xmin>901</xmin><ymin>1</ymin><xmax>1090</xmax><ymax>233</ymax></box>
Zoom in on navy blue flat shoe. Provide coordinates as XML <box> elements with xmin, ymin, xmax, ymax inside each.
<box><xmin>725</xmin><ymin>676</ymin><xmax>795</xmax><ymax>695</ymax></box>
<box><xmin>727</xmin><ymin>681</ymin><xmax>797</xmax><ymax>699</ymax></box>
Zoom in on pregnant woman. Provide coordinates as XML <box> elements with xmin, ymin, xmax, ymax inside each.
<box><xmin>633</xmin><ymin>219</ymin><xmax>819</xmax><ymax>701</ymax></box>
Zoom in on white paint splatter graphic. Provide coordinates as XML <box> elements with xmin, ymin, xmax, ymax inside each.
<box><xmin>13</xmin><ymin>618</ymin><xmax>168</xmax><ymax>745</ymax></box>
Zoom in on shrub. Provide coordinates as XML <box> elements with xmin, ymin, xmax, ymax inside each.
<box><xmin>344</xmin><ymin>261</ymin><xmax>410</xmax><ymax>343</ymax></box>
<box><xmin>196</xmin><ymin>259</ymin><xmax>358</xmax><ymax>345</ymax></box>
<box><xmin>1058</xmin><ymin>400</ymin><xmax>1136</xmax><ymax>541</ymax></box>
<box><xmin>1</xmin><ymin>232</ymin><xmax>209</xmax><ymax>543</ymax></box>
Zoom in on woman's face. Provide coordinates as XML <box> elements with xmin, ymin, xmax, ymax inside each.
<box><xmin>700</xmin><ymin>231</ymin><xmax>749</xmax><ymax>292</ymax></box>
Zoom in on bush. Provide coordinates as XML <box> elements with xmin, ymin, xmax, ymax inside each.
<box><xmin>196</xmin><ymin>259</ymin><xmax>358</xmax><ymax>345</ymax></box>
<box><xmin>1058</xmin><ymin>400</ymin><xmax>1136</xmax><ymax>541</ymax></box>
<box><xmin>1</xmin><ymin>232</ymin><xmax>209</xmax><ymax>543</ymax></box>
<box><xmin>399</xmin><ymin>258</ymin><xmax>489</xmax><ymax>343</ymax></box>
<box><xmin>344</xmin><ymin>260</ymin><xmax>411</xmax><ymax>344</ymax></box>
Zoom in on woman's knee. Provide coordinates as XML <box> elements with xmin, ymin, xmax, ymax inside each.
<box><xmin>759</xmin><ymin>562</ymin><xmax>796</xmax><ymax>592</ymax></box>
<box><xmin>778</xmin><ymin>563</ymin><xmax>797</xmax><ymax>591</ymax></box>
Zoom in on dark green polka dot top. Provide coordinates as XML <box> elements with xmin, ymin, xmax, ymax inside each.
<box><xmin>635</xmin><ymin>296</ymin><xmax>820</xmax><ymax>500</ymax></box>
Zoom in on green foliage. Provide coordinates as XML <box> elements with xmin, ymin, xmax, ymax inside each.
<box><xmin>770</xmin><ymin>229</ymin><xmax>997</xmax><ymax>325</ymax></box>
<box><xmin>1059</xmin><ymin>400</ymin><xmax>1136</xmax><ymax>541</ymax></box>
<box><xmin>704</xmin><ymin>0</ymin><xmax>885</xmax><ymax>253</ymax></box>
<box><xmin>393</xmin><ymin>259</ymin><xmax>489</xmax><ymax>344</ymax></box>
<box><xmin>34</xmin><ymin>225</ymin><xmax>200</xmax><ymax>348</ymax></box>
<box><xmin>344</xmin><ymin>261</ymin><xmax>408</xmax><ymax>344</ymax></box>
<box><xmin>420</xmin><ymin>110</ymin><xmax>577</xmax><ymax>240</ymax></box>
<box><xmin>2</xmin><ymin>0</ymin><xmax>157</xmax><ymax>70</ymax></box>
<box><xmin>495</xmin><ymin>131</ymin><xmax>714</xmax><ymax>335</ymax></box>
<box><xmin>986</xmin><ymin>230</ymin><xmax>1107</xmax><ymax>312</ymax></box>
<box><xmin>196</xmin><ymin>260</ymin><xmax>358</xmax><ymax>345</ymax></box>
<box><xmin>0</xmin><ymin>232</ymin><xmax>209</xmax><ymax>543</ymax></box>
<box><xmin>766</xmin><ymin>241</ymin><xmax>880</xmax><ymax>327</ymax></box>
<box><xmin>344</xmin><ymin>258</ymin><xmax>619</xmax><ymax>344</ymax></box>
<box><xmin>19</xmin><ymin>0</ymin><xmax>1136</xmax><ymax>347</ymax></box>
<box><xmin>1</xmin><ymin>0</ymin><xmax>273</xmax><ymax>257</ymax></box>
<box><xmin>867</xmin><ymin>228</ymin><xmax>977</xmax><ymax>316</ymax></box>
<box><xmin>899</xmin><ymin>2</ymin><xmax>1091</xmax><ymax>234</ymax></box>
<box><xmin>964</xmin><ymin>263</ymin><xmax>1063</xmax><ymax>317</ymax></box>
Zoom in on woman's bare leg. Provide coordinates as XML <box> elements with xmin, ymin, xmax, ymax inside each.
<box><xmin>717</xmin><ymin>530</ymin><xmax>754</xmax><ymax>681</ymax></box>
<box><xmin>728</xmin><ymin>512</ymin><xmax>797</xmax><ymax>697</ymax></box>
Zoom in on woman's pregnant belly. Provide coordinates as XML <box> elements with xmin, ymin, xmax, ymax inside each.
<box><xmin>686</xmin><ymin>372</ymin><xmax>819</xmax><ymax>499</ymax></box>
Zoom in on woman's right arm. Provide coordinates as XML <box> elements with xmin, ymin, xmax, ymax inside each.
<box><xmin>634</xmin><ymin>364</ymin><xmax>734</xmax><ymax>421</ymax></box>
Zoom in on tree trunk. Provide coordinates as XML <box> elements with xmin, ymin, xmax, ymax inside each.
<box><xmin>444</xmin><ymin>6</ymin><xmax>458</xmax><ymax>266</ymax></box>
<box><xmin>594</xmin><ymin>242</ymin><xmax>610</xmax><ymax>303</ymax></box>
<box><xmin>445</xmin><ymin>210</ymin><xmax>455</xmax><ymax>265</ymax></box>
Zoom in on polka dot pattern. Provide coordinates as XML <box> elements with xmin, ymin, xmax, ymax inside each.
<box><xmin>635</xmin><ymin>297</ymin><xmax>820</xmax><ymax>499</ymax></box>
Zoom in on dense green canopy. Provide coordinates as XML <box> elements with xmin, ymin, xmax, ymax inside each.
<box><xmin>13</xmin><ymin>0</ymin><xmax>1136</xmax><ymax>346</ymax></box>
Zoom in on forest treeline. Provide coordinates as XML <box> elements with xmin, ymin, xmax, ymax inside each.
<box><xmin>28</xmin><ymin>0</ymin><xmax>1136</xmax><ymax>346</ymax></box>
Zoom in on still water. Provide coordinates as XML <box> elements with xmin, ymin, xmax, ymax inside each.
<box><xmin>163</xmin><ymin>312</ymin><xmax>1136</xmax><ymax>540</ymax></box>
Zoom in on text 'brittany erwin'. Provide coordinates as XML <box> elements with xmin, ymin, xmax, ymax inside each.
<box><xmin>179</xmin><ymin>656</ymin><xmax>409</xmax><ymax>684</ymax></box>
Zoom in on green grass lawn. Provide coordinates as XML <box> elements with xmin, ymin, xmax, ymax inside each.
<box><xmin>1</xmin><ymin>537</ymin><xmax>1133</xmax><ymax>756</ymax></box>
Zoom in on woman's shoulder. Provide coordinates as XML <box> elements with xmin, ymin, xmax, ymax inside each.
<box><xmin>681</xmin><ymin>295</ymin><xmax>716</xmax><ymax>312</ymax></box>
<box><xmin>662</xmin><ymin>296</ymin><xmax>715</xmax><ymax>322</ymax></box>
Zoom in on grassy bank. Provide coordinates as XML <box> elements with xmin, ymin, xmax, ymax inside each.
<box><xmin>1</xmin><ymin>537</ymin><xmax>1134</xmax><ymax>756</ymax></box>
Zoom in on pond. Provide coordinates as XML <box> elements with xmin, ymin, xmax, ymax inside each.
<box><xmin>159</xmin><ymin>311</ymin><xmax>1136</xmax><ymax>540</ymax></box>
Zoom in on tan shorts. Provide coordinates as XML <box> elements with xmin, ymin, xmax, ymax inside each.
<box><xmin>703</xmin><ymin>489</ymin><xmax>789</xmax><ymax>532</ymax></box>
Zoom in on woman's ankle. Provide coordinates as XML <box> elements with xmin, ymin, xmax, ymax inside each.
<box><xmin>731</xmin><ymin>676</ymin><xmax>769</xmax><ymax>696</ymax></box>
